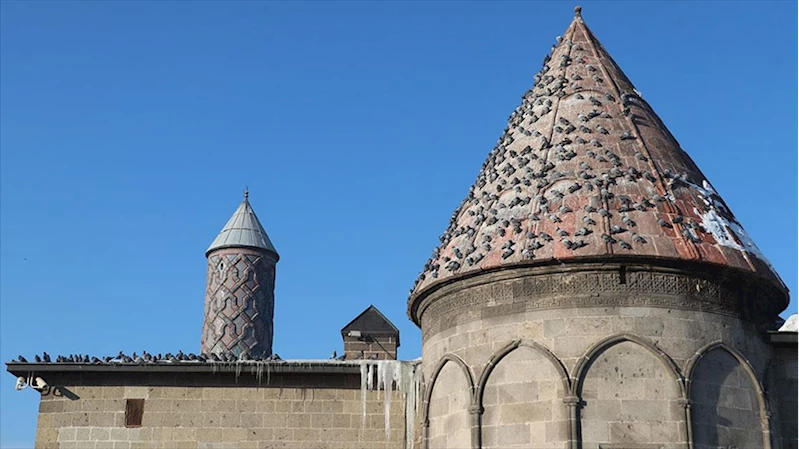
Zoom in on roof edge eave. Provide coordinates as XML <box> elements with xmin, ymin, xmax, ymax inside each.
<box><xmin>407</xmin><ymin>255</ymin><xmax>789</xmax><ymax>326</ymax></box>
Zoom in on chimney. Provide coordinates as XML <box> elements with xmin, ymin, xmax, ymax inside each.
<box><xmin>340</xmin><ymin>305</ymin><xmax>400</xmax><ymax>360</ymax></box>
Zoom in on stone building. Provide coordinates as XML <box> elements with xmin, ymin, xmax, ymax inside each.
<box><xmin>7</xmin><ymin>7</ymin><xmax>797</xmax><ymax>449</ymax></box>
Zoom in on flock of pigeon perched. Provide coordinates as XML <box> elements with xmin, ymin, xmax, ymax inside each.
<box><xmin>10</xmin><ymin>351</ymin><xmax>283</xmax><ymax>365</ymax></box>
<box><xmin>407</xmin><ymin>9</ymin><xmax>762</xmax><ymax>299</ymax></box>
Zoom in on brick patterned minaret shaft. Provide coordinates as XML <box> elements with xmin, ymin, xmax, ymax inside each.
<box><xmin>201</xmin><ymin>191</ymin><xmax>279</xmax><ymax>357</ymax></box>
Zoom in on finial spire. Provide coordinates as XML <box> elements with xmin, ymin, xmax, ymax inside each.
<box><xmin>574</xmin><ymin>5</ymin><xmax>582</xmax><ymax>18</ymax></box>
<box><xmin>244</xmin><ymin>186</ymin><xmax>249</xmax><ymax>201</ymax></box>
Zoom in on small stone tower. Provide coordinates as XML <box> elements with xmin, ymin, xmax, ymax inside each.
<box><xmin>408</xmin><ymin>7</ymin><xmax>791</xmax><ymax>449</ymax></box>
<box><xmin>201</xmin><ymin>190</ymin><xmax>279</xmax><ymax>358</ymax></box>
<box><xmin>341</xmin><ymin>305</ymin><xmax>400</xmax><ymax>360</ymax></box>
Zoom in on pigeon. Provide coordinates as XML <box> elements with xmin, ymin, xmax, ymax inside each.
<box><xmin>16</xmin><ymin>355</ymin><xmax>27</xmax><ymax>363</ymax></box>
<box><xmin>331</xmin><ymin>350</ymin><xmax>337</xmax><ymax>360</ymax></box>
<box><xmin>42</xmin><ymin>352</ymin><xmax>51</xmax><ymax>363</ymax></box>
<box><xmin>601</xmin><ymin>234</ymin><xmax>617</xmax><ymax>244</ymax></box>
<box><xmin>610</xmin><ymin>225</ymin><xmax>626</xmax><ymax>234</ymax></box>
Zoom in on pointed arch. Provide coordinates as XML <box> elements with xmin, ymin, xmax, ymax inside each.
<box><xmin>422</xmin><ymin>353</ymin><xmax>475</xmax><ymax>422</ymax></box>
<box><xmin>574</xmin><ymin>333</ymin><xmax>687</xmax><ymax>448</ymax></box>
<box><xmin>572</xmin><ymin>333</ymin><xmax>684</xmax><ymax>396</ymax></box>
<box><xmin>684</xmin><ymin>341</ymin><xmax>771</xmax><ymax>449</ymax></box>
<box><xmin>473</xmin><ymin>339</ymin><xmax>572</xmax><ymax>449</ymax></box>
<box><xmin>475</xmin><ymin>339</ymin><xmax>570</xmax><ymax>405</ymax></box>
<box><xmin>422</xmin><ymin>353</ymin><xmax>475</xmax><ymax>449</ymax></box>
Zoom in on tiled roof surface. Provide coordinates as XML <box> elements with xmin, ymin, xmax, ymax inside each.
<box><xmin>409</xmin><ymin>8</ymin><xmax>786</xmax><ymax>302</ymax></box>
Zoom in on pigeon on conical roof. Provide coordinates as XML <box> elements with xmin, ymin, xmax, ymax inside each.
<box><xmin>409</xmin><ymin>7</ymin><xmax>786</xmax><ymax>307</ymax></box>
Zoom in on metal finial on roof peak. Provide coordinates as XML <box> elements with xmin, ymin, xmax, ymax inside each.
<box><xmin>574</xmin><ymin>5</ymin><xmax>582</xmax><ymax>17</ymax></box>
<box><xmin>244</xmin><ymin>187</ymin><xmax>249</xmax><ymax>201</ymax></box>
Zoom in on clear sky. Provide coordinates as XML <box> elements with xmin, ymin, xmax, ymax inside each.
<box><xmin>0</xmin><ymin>1</ymin><xmax>796</xmax><ymax>446</ymax></box>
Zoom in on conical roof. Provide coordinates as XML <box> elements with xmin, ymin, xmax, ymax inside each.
<box><xmin>206</xmin><ymin>191</ymin><xmax>278</xmax><ymax>258</ymax></box>
<box><xmin>409</xmin><ymin>8</ymin><xmax>786</xmax><ymax>305</ymax></box>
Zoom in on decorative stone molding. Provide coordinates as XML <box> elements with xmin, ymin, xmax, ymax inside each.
<box><xmin>413</xmin><ymin>261</ymin><xmax>783</xmax><ymax>340</ymax></box>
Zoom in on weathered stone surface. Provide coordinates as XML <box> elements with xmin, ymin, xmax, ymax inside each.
<box><xmin>39</xmin><ymin>383</ymin><xmax>407</xmax><ymax>449</ymax></box>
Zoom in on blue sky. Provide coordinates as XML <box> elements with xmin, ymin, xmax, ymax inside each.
<box><xmin>0</xmin><ymin>1</ymin><xmax>795</xmax><ymax>446</ymax></box>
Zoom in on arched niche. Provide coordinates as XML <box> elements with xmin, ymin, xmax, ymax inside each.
<box><xmin>477</xmin><ymin>341</ymin><xmax>570</xmax><ymax>449</ymax></box>
<box><xmin>576</xmin><ymin>336</ymin><xmax>684</xmax><ymax>449</ymax></box>
<box><xmin>425</xmin><ymin>355</ymin><xmax>474</xmax><ymax>449</ymax></box>
<box><xmin>687</xmin><ymin>344</ymin><xmax>768</xmax><ymax>449</ymax></box>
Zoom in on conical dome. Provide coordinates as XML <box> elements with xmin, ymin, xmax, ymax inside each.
<box><xmin>206</xmin><ymin>191</ymin><xmax>278</xmax><ymax>258</ymax></box>
<box><xmin>409</xmin><ymin>9</ymin><xmax>786</xmax><ymax>314</ymax></box>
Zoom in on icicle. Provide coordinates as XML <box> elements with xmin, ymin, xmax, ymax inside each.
<box><xmin>403</xmin><ymin>362</ymin><xmax>422</xmax><ymax>449</ymax></box>
<box><xmin>356</xmin><ymin>359</ymin><xmax>423</xmax><ymax>449</ymax></box>
<box><xmin>360</xmin><ymin>362</ymin><xmax>369</xmax><ymax>430</ymax></box>
<box><xmin>255</xmin><ymin>362</ymin><xmax>264</xmax><ymax>384</ymax></box>
<box><xmin>366</xmin><ymin>363</ymin><xmax>375</xmax><ymax>390</ymax></box>
<box><xmin>385</xmin><ymin>361</ymin><xmax>399</xmax><ymax>444</ymax></box>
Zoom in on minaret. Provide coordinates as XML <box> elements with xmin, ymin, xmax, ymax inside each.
<box><xmin>201</xmin><ymin>190</ymin><xmax>279</xmax><ymax>358</ymax></box>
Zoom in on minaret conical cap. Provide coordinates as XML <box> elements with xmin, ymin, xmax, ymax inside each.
<box><xmin>206</xmin><ymin>190</ymin><xmax>278</xmax><ymax>258</ymax></box>
<box><xmin>408</xmin><ymin>9</ymin><xmax>786</xmax><ymax>308</ymax></box>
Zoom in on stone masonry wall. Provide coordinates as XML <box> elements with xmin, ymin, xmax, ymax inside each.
<box><xmin>690</xmin><ymin>348</ymin><xmax>763</xmax><ymax>449</ymax></box>
<box><xmin>427</xmin><ymin>362</ymin><xmax>470</xmax><ymax>449</ymax></box>
<box><xmin>481</xmin><ymin>345</ymin><xmax>568</xmax><ymax>449</ymax></box>
<box><xmin>418</xmin><ymin>268</ymin><xmax>777</xmax><ymax>448</ymax></box>
<box><xmin>768</xmin><ymin>345</ymin><xmax>797</xmax><ymax>449</ymax></box>
<box><xmin>343</xmin><ymin>336</ymin><xmax>398</xmax><ymax>360</ymax></box>
<box><xmin>33</xmin><ymin>373</ymin><xmax>410</xmax><ymax>449</ymax></box>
